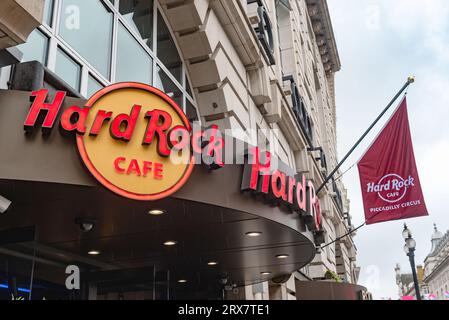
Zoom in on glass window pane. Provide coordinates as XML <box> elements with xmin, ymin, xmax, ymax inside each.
<box><xmin>155</xmin><ymin>66</ymin><xmax>182</xmax><ymax>107</ymax></box>
<box><xmin>157</xmin><ymin>12</ymin><xmax>182</xmax><ymax>82</ymax></box>
<box><xmin>185</xmin><ymin>75</ymin><xmax>192</xmax><ymax>97</ymax></box>
<box><xmin>119</xmin><ymin>0</ymin><xmax>153</xmax><ymax>49</ymax></box>
<box><xmin>116</xmin><ymin>22</ymin><xmax>152</xmax><ymax>84</ymax></box>
<box><xmin>43</xmin><ymin>0</ymin><xmax>54</xmax><ymax>27</ymax></box>
<box><xmin>16</xmin><ymin>29</ymin><xmax>48</xmax><ymax>64</ymax></box>
<box><xmin>59</xmin><ymin>0</ymin><xmax>113</xmax><ymax>78</ymax></box>
<box><xmin>55</xmin><ymin>47</ymin><xmax>81</xmax><ymax>91</ymax></box>
<box><xmin>186</xmin><ymin>99</ymin><xmax>198</xmax><ymax>122</ymax></box>
<box><xmin>87</xmin><ymin>74</ymin><xmax>103</xmax><ymax>97</ymax></box>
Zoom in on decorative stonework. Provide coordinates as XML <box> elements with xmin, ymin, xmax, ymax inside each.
<box><xmin>0</xmin><ymin>0</ymin><xmax>44</xmax><ymax>49</ymax></box>
<box><xmin>305</xmin><ymin>0</ymin><xmax>341</xmax><ymax>74</ymax></box>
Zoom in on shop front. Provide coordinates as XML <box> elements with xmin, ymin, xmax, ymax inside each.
<box><xmin>0</xmin><ymin>84</ymin><xmax>321</xmax><ymax>300</ymax></box>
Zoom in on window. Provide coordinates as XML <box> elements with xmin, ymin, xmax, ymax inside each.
<box><xmin>59</xmin><ymin>0</ymin><xmax>113</xmax><ymax>78</ymax></box>
<box><xmin>16</xmin><ymin>29</ymin><xmax>49</xmax><ymax>64</ymax></box>
<box><xmin>116</xmin><ymin>22</ymin><xmax>153</xmax><ymax>84</ymax></box>
<box><xmin>43</xmin><ymin>0</ymin><xmax>54</xmax><ymax>27</ymax></box>
<box><xmin>186</xmin><ymin>99</ymin><xmax>198</xmax><ymax>122</ymax></box>
<box><xmin>87</xmin><ymin>74</ymin><xmax>103</xmax><ymax>97</ymax></box>
<box><xmin>119</xmin><ymin>0</ymin><xmax>154</xmax><ymax>49</ymax></box>
<box><xmin>155</xmin><ymin>66</ymin><xmax>182</xmax><ymax>107</ymax></box>
<box><xmin>157</xmin><ymin>12</ymin><xmax>182</xmax><ymax>82</ymax></box>
<box><xmin>185</xmin><ymin>75</ymin><xmax>193</xmax><ymax>97</ymax></box>
<box><xmin>13</xmin><ymin>0</ymin><xmax>197</xmax><ymax>121</ymax></box>
<box><xmin>275</xmin><ymin>1</ymin><xmax>289</xmax><ymax>72</ymax></box>
<box><xmin>55</xmin><ymin>47</ymin><xmax>81</xmax><ymax>90</ymax></box>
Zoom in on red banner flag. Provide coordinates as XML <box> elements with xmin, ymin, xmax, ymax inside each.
<box><xmin>358</xmin><ymin>97</ymin><xmax>428</xmax><ymax>225</ymax></box>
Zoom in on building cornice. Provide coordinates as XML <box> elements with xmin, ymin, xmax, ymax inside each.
<box><xmin>305</xmin><ymin>0</ymin><xmax>341</xmax><ymax>74</ymax></box>
<box><xmin>429</xmin><ymin>230</ymin><xmax>449</xmax><ymax>257</ymax></box>
<box><xmin>424</xmin><ymin>253</ymin><xmax>449</xmax><ymax>283</ymax></box>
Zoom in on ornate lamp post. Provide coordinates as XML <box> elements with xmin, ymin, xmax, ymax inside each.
<box><xmin>402</xmin><ymin>224</ymin><xmax>421</xmax><ymax>300</ymax></box>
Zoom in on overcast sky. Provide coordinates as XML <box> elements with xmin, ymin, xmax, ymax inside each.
<box><xmin>327</xmin><ymin>0</ymin><xmax>449</xmax><ymax>299</ymax></box>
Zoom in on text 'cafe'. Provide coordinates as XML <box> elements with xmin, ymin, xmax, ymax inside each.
<box><xmin>0</xmin><ymin>83</ymin><xmax>322</xmax><ymax>300</ymax></box>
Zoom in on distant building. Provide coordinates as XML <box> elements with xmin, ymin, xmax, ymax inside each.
<box><xmin>394</xmin><ymin>263</ymin><xmax>424</xmax><ymax>299</ymax></box>
<box><xmin>423</xmin><ymin>225</ymin><xmax>449</xmax><ymax>300</ymax></box>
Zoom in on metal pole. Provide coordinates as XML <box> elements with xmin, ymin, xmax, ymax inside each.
<box><xmin>316</xmin><ymin>76</ymin><xmax>415</xmax><ymax>194</ymax></box>
<box><xmin>409</xmin><ymin>250</ymin><xmax>422</xmax><ymax>300</ymax></box>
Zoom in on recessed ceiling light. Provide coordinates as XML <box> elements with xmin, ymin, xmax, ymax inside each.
<box><xmin>276</xmin><ymin>254</ymin><xmax>289</xmax><ymax>259</ymax></box>
<box><xmin>163</xmin><ymin>240</ymin><xmax>178</xmax><ymax>246</ymax></box>
<box><xmin>207</xmin><ymin>261</ymin><xmax>218</xmax><ymax>266</ymax></box>
<box><xmin>261</xmin><ymin>272</ymin><xmax>272</xmax><ymax>276</ymax></box>
<box><xmin>246</xmin><ymin>231</ymin><xmax>262</xmax><ymax>237</ymax></box>
<box><xmin>178</xmin><ymin>279</ymin><xmax>187</xmax><ymax>283</ymax></box>
<box><xmin>148</xmin><ymin>209</ymin><xmax>166</xmax><ymax>216</ymax></box>
<box><xmin>88</xmin><ymin>250</ymin><xmax>101</xmax><ymax>255</ymax></box>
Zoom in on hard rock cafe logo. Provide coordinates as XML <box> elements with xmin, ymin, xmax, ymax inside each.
<box><xmin>366</xmin><ymin>174</ymin><xmax>415</xmax><ymax>203</ymax></box>
<box><xmin>23</xmin><ymin>82</ymin><xmax>223</xmax><ymax>201</ymax></box>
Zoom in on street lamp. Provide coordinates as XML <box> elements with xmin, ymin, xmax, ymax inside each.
<box><xmin>402</xmin><ymin>224</ymin><xmax>421</xmax><ymax>300</ymax></box>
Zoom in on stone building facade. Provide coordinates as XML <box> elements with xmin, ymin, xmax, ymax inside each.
<box><xmin>423</xmin><ymin>225</ymin><xmax>449</xmax><ymax>300</ymax></box>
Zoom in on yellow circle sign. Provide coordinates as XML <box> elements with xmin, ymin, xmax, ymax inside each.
<box><xmin>76</xmin><ymin>82</ymin><xmax>194</xmax><ymax>200</ymax></box>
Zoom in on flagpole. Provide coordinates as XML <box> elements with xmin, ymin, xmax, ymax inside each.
<box><xmin>316</xmin><ymin>76</ymin><xmax>415</xmax><ymax>194</ymax></box>
<box><xmin>318</xmin><ymin>76</ymin><xmax>415</xmax><ymax>250</ymax></box>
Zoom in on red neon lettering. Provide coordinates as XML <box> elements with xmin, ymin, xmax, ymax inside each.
<box><xmin>307</xmin><ymin>181</ymin><xmax>321</xmax><ymax>230</ymax></box>
<box><xmin>143</xmin><ymin>109</ymin><xmax>172</xmax><ymax>157</ymax></box>
<box><xmin>24</xmin><ymin>89</ymin><xmax>66</xmax><ymax>133</ymax></box>
<box><xmin>288</xmin><ymin>176</ymin><xmax>296</xmax><ymax>204</ymax></box>
<box><xmin>154</xmin><ymin>163</ymin><xmax>163</xmax><ymax>180</ymax></box>
<box><xmin>314</xmin><ymin>200</ymin><xmax>322</xmax><ymax>230</ymax></box>
<box><xmin>271</xmin><ymin>170</ymin><xmax>287</xmax><ymax>201</ymax></box>
<box><xmin>60</xmin><ymin>105</ymin><xmax>90</xmax><ymax>134</ymax></box>
<box><xmin>241</xmin><ymin>148</ymin><xmax>322</xmax><ymax>232</ymax></box>
<box><xmin>126</xmin><ymin>159</ymin><xmax>142</xmax><ymax>176</ymax></box>
<box><xmin>110</xmin><ymin>105</ymin><xmax>141</xmax><ymax>142</ymax></box>
<box><xmin>249</xmin><ymin>147</ymin><xmax>271</xmax><ymax>194</ymax></box>
<box><xmin>296</xmin><ymin>175</ymin><xmax>307</xmax><ymax>211</ymax></box>
<box><xmin>90</xmin><ymin>110</ymin><xmax>113</xmax><ymax>136</ymax></box>
<box><xmin>114</xmin><ymin>157</ymin><xmax>126</xmax><ymax>173</ymax></box>
<box><xmin>308</xmin><ymin>181</ymin><xmax>316</xmax><ymax>215</ymax></box>
<box><xmin>114</xmin><ymin>158</ymin><xmax>164</xmax><ymax>179</ymax></box>
<box><xmin>142</xmin><ymin>161</ymin><xmax>153</xmax><ymax>177</ymax></box>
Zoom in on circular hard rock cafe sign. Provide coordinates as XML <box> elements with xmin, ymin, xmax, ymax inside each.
<box><xmin>374</xmin><ymin>173</ymin><xmax>414</xmax><ymax>203</ymax></box>
<box><xmin>76</xmin><ymin>83</ymin><xmax>195</xmax><ymax>201</ymax></box>
<box><xmin>24</xmin><ymin>82</ymin><xmax>226</xmax><ymax>201</ymax></box>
